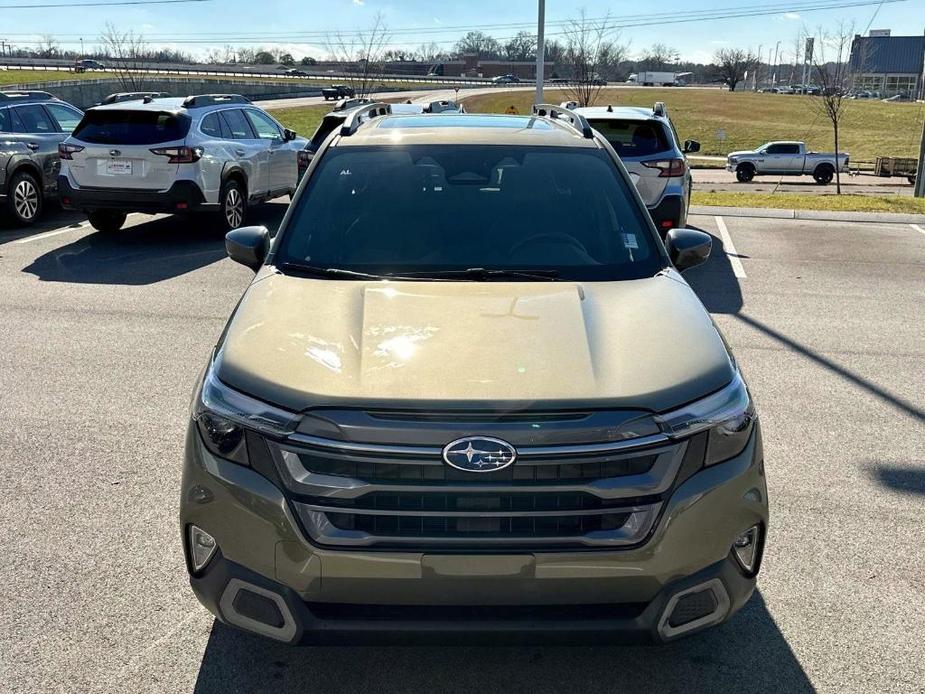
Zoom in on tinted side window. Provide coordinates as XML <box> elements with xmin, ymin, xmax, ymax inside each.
<box><xmin>200</xmin><ymin>112</ymin><xmax>223</xmax><ymax>138</ymax></box>
<box><xmin>220</xmin><ymin>109</ymin><xmax>254</xmax><ymax>139</ymax></box>
<box><xmin>13</xmin><ymin>105</ymin><xmax>56</xmax><ymax>134</ymax></box>
<box><xmin>0</xmin><ymin>108</ymin><xmax>10</xmax><ymax>132</ymax></box>
<box><xmin>782</xmin><ymin>144</ymin><xmax>801</xmax><ymax>154</ymax></box>
<box><xmin>44</xmin><ymin>103</ymin><xmax>83</xmax><ymax>133</ymax></box>
<box><xmin>244</xmin><ymin>109</ymin><xmax>281</xmax><ymax>140</ymax></box>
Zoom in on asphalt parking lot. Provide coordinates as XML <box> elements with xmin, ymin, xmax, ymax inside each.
<box><xmin>1</xmin><ymin>206</ymin><xmax>923</xmax><ymax>693</ymax></box>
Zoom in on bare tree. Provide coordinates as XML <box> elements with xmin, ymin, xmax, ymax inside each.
<box><xmin>453</xmin><ymin>31</ymin><xmax>501</xmax><ymax>59</ymax></box>
<box><xmin>641</xmin><ymin>43</ymin><xmax>679</xmax><ymax>70</ymax></box>
<box><xmin>36</xmin><ymin>34</ymin><xmax>60</xmax><ymax>58</ymax></box>
<box><xmin>503</xmin><ymin>31</ymin><xmax>536</xmax><ymax>62</ymax></box>
<box><xmin>713</xmin><ymin>47</ymin><xmax>757</xmax><ymax>91</ymax></box>
<box><xmin>326</xmin><ymin>13</ymin><xmax>390</xmax><ymax>98</ymax></box>
<box><xmin>809</xmin><ymin>23</ymin><xmax>855</xmax><ymax>193</ymax></box>
<box><xmin>100</xmin><ymin>23</ymin><xmax>149</xmax><ymax>90</ymax></box>
<box><xmin>561</xmin><ymin>10</ymin><xmax>626</xmax><ymax>107</ymax></box>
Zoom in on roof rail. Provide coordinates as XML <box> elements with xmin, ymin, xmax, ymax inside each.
<box><xmin>101</xmin><ymin>91</ymin><xmax>171</xmax><ymax>105</ymax></box>
<box><xmin>653</xmin><ymin>101</ymin><xmax>667</xmax><ymax>117</ymax></box>
<box><xmin>424</xmin><ymin>100</ymin><xmax>462</xmax><ymax>113</ymax></box>
<box><xmin>181</xmin><ymin>94</ymin><xmax>251</xmax><ymax>108</ymax></box>
<box><xmin>332</xmin><ymin>97</ymin><xmax>372</xmax><ymax>112</ymax></box>
<box><xmin>532</xmin><ymin>103</ymin><xmax>593</xmax><ymax>138</ymax></box>
<box><xmin>559</xmin><ymin>101</ymin><xmax>579</xmax><ymax>110</ymax></box>
<box><xmin>339</xmin><ymin>102</ymin><xmax>392</xmax><ymax>136</ymax></box>
<box><xmin>0</xmin><ymin>90</ymin><xmax>54</xmax><ymax>102</ymax></box>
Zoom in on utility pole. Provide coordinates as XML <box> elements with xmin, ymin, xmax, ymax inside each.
<box><xmin>772</xmin><ymin>40</ymin><xmax>781</xmax><ymax>85</ymax></box>
<box><xmin>535</xmin><ymin>0</ymin><xmax>545</xmax><ymax>104</ymax></box>
<box><xmin>915</xmin><ymin>112</ymin><xmax>925</xmax><ymax>198</ymax></box>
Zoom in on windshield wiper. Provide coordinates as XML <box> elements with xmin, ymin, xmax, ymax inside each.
<box><xmin>277</xmin><ymin>262</ymin><xmax>392</xmax><ymax>280</ymax></box>
<box><xmin>400</xmin><ymin>268</ymin><xmax>562</xmax><ymax>281</ymax></box>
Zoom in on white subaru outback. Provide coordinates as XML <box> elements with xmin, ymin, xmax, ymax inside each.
<box><xmin>58</xmin><ymin>94</ymin><xmax>307</xmax><ymax>232</ymax></box>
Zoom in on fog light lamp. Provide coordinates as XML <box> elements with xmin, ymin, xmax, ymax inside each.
<box><xmin>732</xmin><ymin>525</ymin><xmax>761</xmax><ymax>574</ymax></box>
<box><xmin>189</xmin><ymin>525</ymin><xmax>217</xmax><ymax>572</ymax></box>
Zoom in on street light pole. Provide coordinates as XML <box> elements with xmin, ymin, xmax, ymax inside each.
<box><xmin>535</xmin><ymin>0</ymin><xmax>545</xmax><ymax>104</ymax></box>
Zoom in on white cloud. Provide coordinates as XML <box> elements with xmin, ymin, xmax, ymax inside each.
<box><xmin>352</xmin><ymin>0</ymin><xmax>364</xmax><ymax>5</ymax></box>
<box><xmin>783</xmin><ymin>12</ymin><xmax>800</xmax><ymax>20</ymax></box>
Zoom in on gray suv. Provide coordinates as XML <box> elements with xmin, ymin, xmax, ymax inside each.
<box><xmin>566</xmin><ymin>101</ymin><xmax>699</xmax><ymax>234</ymax></box>
<box><xmin>0</xmin><ymin>91</ymin><xmax>83</xmax><ymax>225</ymax></box>
<box><xmin>58</xmin><ymin>94</ymin><xmax>307</xmax><ymax>232</ymax></box>
<box><xmin>181</xmin><ymin>104</ymin><xmax>767</xmax><ymax>645</ymax></box>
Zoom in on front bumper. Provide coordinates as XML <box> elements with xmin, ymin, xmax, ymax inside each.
<box><xmin>180</xmin><ymin>424</ymin><xmax>768</xmax><ymax>644</ymax></box>
<box><xmin>58</xmin><ymin>176</ymin><xmax>207</xmax><ymax>214</ymax></box>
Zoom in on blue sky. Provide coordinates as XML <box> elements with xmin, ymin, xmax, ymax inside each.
<box><xmin>1</xmin><ymin>0</ymin><xmax>921</xmax><ymax>62</ymax></box>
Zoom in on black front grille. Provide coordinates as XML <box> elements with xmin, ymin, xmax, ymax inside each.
<box><xmin>308</xmin><ymin>601</ymin><xmax>648</xmax><ymax>622</ymax></box>
<box><xmin>325</xmin><ymin>511</ymin><xmax>632</xmax><ymax>538</ymax></box>
<box><xmin>322</xmin><ymin>491</ymin><xmax>618</xmax><ymax>512</ymax></box>
<box><xmin>297</xmin><ymin>452</ymin><xmax>657</xmax><ymax>484</ymax></box>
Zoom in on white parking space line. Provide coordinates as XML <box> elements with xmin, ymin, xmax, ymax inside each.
<box><xmin>911</xmin><ymin>224</ymin><xmax>925</xmax><ymax>236</ymax></box>
<box><xmin>714</xmin><ymin>216</ymin><xmax>747</xmax><ymax>278</ymax></box>
<box><xmin>13</xmin><ymin>223</ymin><xmax>87</xmax><ymax>244</ymax></box>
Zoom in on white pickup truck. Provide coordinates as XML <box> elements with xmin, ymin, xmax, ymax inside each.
<box><xmin>726</xmin><ymin>141</ymin><xmax>849</xmax><ymax>185</ymax></box>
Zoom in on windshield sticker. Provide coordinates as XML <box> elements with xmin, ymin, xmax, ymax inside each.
<box><xmin>622</xmin><ymin>233</ymin><xmax>639</xmax><ymax>249</ymax></box>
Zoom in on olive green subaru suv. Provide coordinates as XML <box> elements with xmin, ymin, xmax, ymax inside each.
<box><xmin>181</xmin><ymin>104</ymin><xmax>768</xmax><ymax>644</ymax></box>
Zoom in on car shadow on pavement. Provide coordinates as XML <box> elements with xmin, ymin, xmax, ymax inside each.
<box><xmin>192</xmin><ymin>591</ymin><xmax>813</xmax><ymax>693</ymax></box>
<box><xmin>869</xmin><ymin>463</ymin><xmax>925</xmax><ymax>496</ymax></box>
<box><xmin>0</xmin><ymin>207</ymin><xmax>86</xmax><ymax>246</ymax></box>
<box><xmin>683</xmin><ymin>226</ymin><xmax>744</xmax><ymax>315</ymax></box>
<box><xmin>20</xmin><ymin>203</ymin><xmax>287</xmax><ymax>285</ymax></box>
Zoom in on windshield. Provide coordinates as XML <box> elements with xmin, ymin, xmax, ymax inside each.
<box><xmin>276</xmin><ymin>145</ymin><xmax>663</xmax><ymax>281</ymax></box>
<box><xmin>586</xmin><ymin>119</ymin><xmax>671</xmax><ymax>158</ymax></box>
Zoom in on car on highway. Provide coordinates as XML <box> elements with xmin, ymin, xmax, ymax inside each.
<box><xmin>181</xmin><ymin>102</ymin><xmax>767</xmax><ymax>645</ymax></box>
<box><xmin>491</xmin><ymin>74</ymin><xmax>521</xmax><ymax>84</ymax></box>
<box><xmin>564</xmin><ymin>101</ymin><xmax>699</xmax><ymax>233</ymax></box>
<box><xmin>0</xmin><ymin>90</ymin><xmax>84</xmax><ymax>225</ymax></box>
<box><xmin>284</xmin><ymin>68</ymin><xmax>309</xmax><ymax>77</ymax></box>
<box><xmin>726</xmin><ymin>140</ymin><xmax>849</xmax><ymax>184</ymax></box>
<box><xmin>73</xmin><ymin>58</ymin><xmax>106</xmax><ymax>72</ymax></box>
<box><xmin>57</xmin><ymin>93</ymin><xmax>307</xmax><ymax>232</ymax></box>
<box><xmin>321</xmin><ymin>85</ymin><xmax>356</xmax><ymax>101</ymax></box>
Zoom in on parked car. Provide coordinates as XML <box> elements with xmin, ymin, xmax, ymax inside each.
<box><xmin>99</xmin><ymin>92</ymin><xmax>171</xmax><ymax>105</ymax></box>
<box><xmin>422</xmin><ymin>100</ymin><xmax>465</xmax><ymax>113</ymax></box>
<box><xmin>565</xmin><ymin>101</ymin><xmax>699</xmax><ymax>233</ymax></box>
<box><xmin>726</xmin><ymin>140</ymin><xmax>849</xmax><ymax>184</ymax></box>
<box><xmin>284</xmin><ymin>68</ymin><xmax>309</xmax><ymax>77</ymax></box>
<box><xmin>57</xmin><ymin>93</ymin><xmax>308</xmax><ymax>232</ymax></box>
<box><xmin>491</xmin><ymin>74</ymin><xmax>521</xmax><ymax>84</ymax></box>
<box><xmin>321</xmin><ymin>85</ymin><xmax>355</xmax><ymax>101</ymax></box>
<box><xmin>182</xmin><ymin>102</ymin><xmax>767</xmax><ymax>645</ymax></box>
<box><xmin>0</xmin><ymin>90</ymin><xmax>84</xmax><ymax>225</ymax></box>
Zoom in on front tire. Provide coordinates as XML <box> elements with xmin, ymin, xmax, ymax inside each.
<box><xmin>7</xmin><ymin>171</ymin><xmax>43</xmax><ymax>225</ymax></box>
<box><xmin>735</xmin><ymin>164</ymin><xmax>755</xmax><ymax>183</ymax></box>
<box><xmin>219</xmin><ymin>179</ymin><xmax>246</xmax><ymax>231</ymax></box>
<box><xmin>87</xmin><ymin>210</ymin><xmax>126</xmax><ymax>233</ymax></box>
<box><xmin>813</xmin><ymin>165</ymin><xmax>834</xmax><ymax>185</ymax></box>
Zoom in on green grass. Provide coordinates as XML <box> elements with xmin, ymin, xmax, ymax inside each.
<box><xmin>691</xmin><ymin>191</ymin><xmax>925</xmax><ymax>214</ymax></box>
<box><xmin>268</xmin><ymin>105</ymin><xmax>330</xmax><ymax>138</ymax></box>
<box><xmin>0</xmin><ymin>69</ymin><xmax>119</xmax><ymax>85</ymax></box>
<box><xmin>462</xmin><ymin>88</ymin><xmax>925</xmax><ymax>161</ymax></box>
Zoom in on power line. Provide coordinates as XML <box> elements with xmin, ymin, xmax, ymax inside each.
<box><xmin>0</xmin><ymin>0</ymin><xmax>209</xmax><ymax>7</ymax></box>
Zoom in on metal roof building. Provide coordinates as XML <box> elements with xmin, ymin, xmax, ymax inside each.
<box><xmin>849</xmin><ymin>31</ymin><xmax>925</xmax><ymax>98</ymax></box>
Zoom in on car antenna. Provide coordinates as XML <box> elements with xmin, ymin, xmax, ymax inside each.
<box><xmin>607</xmin><ymin>104</ymin><xmax>613</xmax><ymax>112</ymax></box>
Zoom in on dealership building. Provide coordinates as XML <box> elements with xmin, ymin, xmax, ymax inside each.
<box><xmin>849</xmin><ymin>30</ymin><xmax>925</xmax><ymax>98</ymax></box>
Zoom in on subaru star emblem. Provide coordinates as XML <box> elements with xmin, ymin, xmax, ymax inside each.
<box><xmin>109</xmin><ymin>149</ymin><xmax>121</xmax><ymax>157</ymax></box>
<box><xmin>442</xmin><ymin>436</ymin><xmax>517</xmax><ymax>473</ymax></box>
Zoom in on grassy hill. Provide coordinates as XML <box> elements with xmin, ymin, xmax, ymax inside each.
<box><xmin>461</xmin><ymin>88</ymin><xmax>925</xmax><ymax>162</ymax></box>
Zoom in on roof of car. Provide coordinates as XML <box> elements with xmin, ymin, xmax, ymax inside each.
<box><xmin>336</xmin><ymin>113</ymin><xmax>600</xmax><ymax>148</ymax></box>
<box><xmin>90</xmin><ymin>96</ymin><xmax>252</xmax><ymax>113</ymax></box>
<box><xmin>572</xmin><ymin>106</ymin><xmax>661</xmax><ymax>120</ymax></box>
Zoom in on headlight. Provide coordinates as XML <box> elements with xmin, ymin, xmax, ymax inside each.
<box><xmin>727</xmin><ymin>157</ymin><xmax>738</xmax><ymax>164</ymax></box>
<box><xmin>656</xmin><ymin>372</ymin><xmax>756</xmax><ymax>466</ymax></box>
<box><xmin>192</xmin><ymin>360</ymin><xmax>300</xmax><ymax>465</ymax></box>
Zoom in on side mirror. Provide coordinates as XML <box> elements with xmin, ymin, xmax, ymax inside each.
<box><xmin>283</xmin><ymin>128</ymin><xmax>297</xmax><ymax>141</ymax></box>
<box><xmin>226</xmin><ymin>225</ymin><xmax>269</xmax><ymax>271</ymax></box>
<box><xmin>683</xmin><ymin>139</ymin><xmax>700</xmax><ymax>154</ymax></box>
<box><xmin>665</xmin><ymin>228</ymin><xmax>712</xmax><ymax>272</ymax></box>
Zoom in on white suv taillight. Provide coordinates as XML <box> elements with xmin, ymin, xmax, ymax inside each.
<box><xmin>642</xmin><ymin>158</ymin><xmax>686</xmax><ymax>177</ymax></box>
<box><xmin>58</xmin><ymin>143</ymin><xmax>85</xmax><ymax>160</ymax></box>
<box><xmin>150</xmin><ymin>146</ymin><xmax>203</xmax><ymax>164</ymax></box>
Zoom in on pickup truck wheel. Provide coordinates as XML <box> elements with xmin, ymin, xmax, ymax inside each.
<box><xmin>7</xmin><ymin>170</ymin><xmax>43</xmax><ymax>225</ymax></box>
<box><xmin>813</xmin><ymin>165</ymin><xmax>834</xmax><ymax>185</ymax></box>
<box><xmin>87</xmin><ymin>210</ymin><xmax>127</xmax><ymax>233</ymax></box>
<box><xmin>735</xmin><ymin>164</ymin><xmax>755</xmax><ymax>183</ymax></box>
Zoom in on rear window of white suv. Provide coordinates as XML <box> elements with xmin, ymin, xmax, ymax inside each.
<box><xmin>72</xmin><ymin>110</ymin><xmax>191</xmax><ymax>145</ymax></box>
<box><xmin>587</xmin><ymin>119</ymin><xmax>671</xmax><ymax>158</ymax></box>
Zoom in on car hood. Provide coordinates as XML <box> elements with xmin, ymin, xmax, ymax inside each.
<box><xmin>726</xmin><ymin>150</ymin><xmax>755</xmax><ymax>159</ymax></box>
<box><xmin>215</xmin><ymin>272</ymin><xmax>734</xmax><ymax>413</ymax></box>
